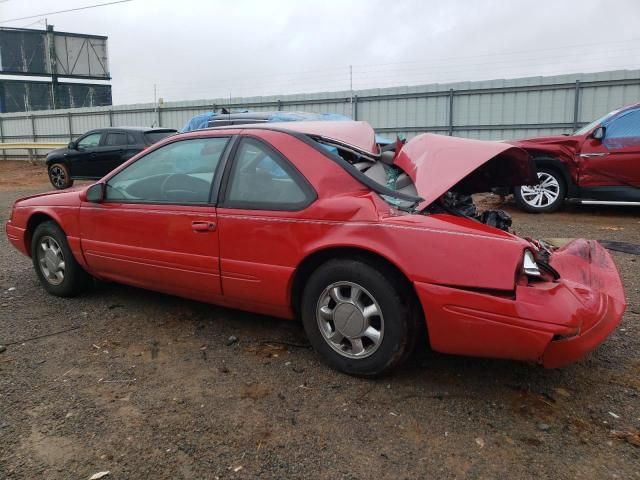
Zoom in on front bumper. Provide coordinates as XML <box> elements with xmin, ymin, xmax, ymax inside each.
<box><xmin>414</xmin><ymin>239</ymin><xmax>626</xmax><ymax>367</ymax></box>
<box><xmin>6</xmin><ymin>220</ymin><xmax>28</xmax><ymax>256</ymax></box>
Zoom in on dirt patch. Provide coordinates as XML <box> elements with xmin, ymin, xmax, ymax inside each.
<box><xmin>1</xmin><ymin>187</ymin><xmax>639</xmax><ymax>478</ymax></box>
<box><xmin>0</xmin><ymin>160</ymin><xmax>51</xmax><ymax>190</ymax></box>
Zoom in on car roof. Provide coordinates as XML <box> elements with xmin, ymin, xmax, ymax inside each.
<box><xmin>208</xmin><ymin>112</ymin><xmax>280</xmax><ymax>121</ymax></box>
<box><xmin>91</xmin><ymin>127</ymin><xmax>177</xmax><ymax>133</ymax></box>
<box><xmin>202</xmin><ymin>120</ymin><xmax>378</xmax><ymax>155</ymax></box>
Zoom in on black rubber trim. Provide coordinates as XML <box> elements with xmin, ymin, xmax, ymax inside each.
<box><xmin>219</xmin><ymin>136</ymin><xmax>317</xmax><ymax>211</ymax></box>
<box><xmin>574</xmin><ymin>185</ymin><xmax>640</xmax><ymax>202</ymax></box>
<box><xmin>209</xmin><ymin>136</ymin><xmax>238</xmax><ymax>205</ymax></box>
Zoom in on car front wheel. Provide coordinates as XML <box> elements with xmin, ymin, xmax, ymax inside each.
<box><xmin>31</xmin><ymin>221</ymin><xmax>92</xmax><ymax>296</ymax></box>
<box><xmin>301</xmin><ymin>259</ymin><xmax>419</xmax><ymax>376</ymax></box>
<box><xmin>514</xmin><ymin>168</ymin><xmax>566</xmax><ymax>213</ymax></box>
<box><xmin>48</xmin><ymin>163</ymin><xmax>74</xmax><ymax>189</ymax></box>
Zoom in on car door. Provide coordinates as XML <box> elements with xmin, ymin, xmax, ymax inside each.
<box><xmin>79</xmin><ymin>135</ymin><xmax>233</xmax><ymax>303</ymax></box>
<box><xmin>577</xmin><ymin>108</ymin><xmax>640</xmax><ymax>189</ymax></box>
<box><xmin>92</xmin><ymin>131</ymin><xmax>138</xmax><ymax>176</ymax></box>
<box><xmin>68</xmin><ymin>131</ymin><xmax>104</xmax><ymax>178</ymax></box>
<box><xmin>215</xmin><ymin>135</ymin><xmax>316</xmax><ymax>314</ymax></box>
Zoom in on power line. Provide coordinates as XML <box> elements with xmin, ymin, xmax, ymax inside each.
<box><xmin>0</xmin><ymin>0</ymin><xmax>134</xmax><ymax>24</ymax></box>
<box><xmin>351</xmin><ymin>37</ymin><xmax>640</xmax><ymax>70</ymax></box>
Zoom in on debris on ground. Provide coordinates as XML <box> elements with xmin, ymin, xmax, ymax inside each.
<box><xmin>0</xmin><ymin>345</ymin><xmax>6</xmax><ymax>353</ymax></box>
<box><xmin>475</xmin><ymin>437</ymin><xmax>485</xmax><ymax>448</ymax></box>
<box><xmin>610</xmin><ymin>430</ymin><xmax>640</xmax><ymax>447</ymax></box>
<box><xmin>537</xmin><ymin>423</ymin><xmax>551</xmax><ymax>432</ymax></box>
<box><xmin>553</xmin><ymin>387</ymin><xmax>571</xmax><ymax>398</ymax></box>
<box><xmin>598</xmin><ymin>240</ymin><xmax>640</xmax><ymax>255</ymax></box>
<box><xmin>89</xmin><ymin>472</ymin><xmax>110</xmax><ymax>480</ymax></box>
<box><xmin>226</xmin><ymin>335</ymin><xmax>239</xmax><ymax>346</ymax></box>
<box><xmin>243</xmin><ymin>342</ymin><xmax>287</xmax><ymax>357</ymax></box>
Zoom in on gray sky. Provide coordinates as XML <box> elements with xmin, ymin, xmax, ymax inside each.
<box><xmin>1</xmin><ymin>0</ymin><xmax>639</xmax><ymax>105</ymax></box>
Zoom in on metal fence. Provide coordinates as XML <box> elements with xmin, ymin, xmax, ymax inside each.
<box><xmin>1</xmin><ymin>69</ymin><xmax>640</xmax><ymax>159</ymax></box>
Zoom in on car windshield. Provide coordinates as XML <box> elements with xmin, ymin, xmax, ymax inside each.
<box><xmin>573</xmin><ymin>107</ymin><xmax>624</xmax><ymax>135</ymax></box>
<box><xmin>144</xmin><ymin>131</ymin><xmax>176</xmax><ymax>144</ymax></box>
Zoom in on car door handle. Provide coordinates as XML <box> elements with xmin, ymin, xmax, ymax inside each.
<box><xmin>579</xmin><ymin>153</ymin><xmax>609</xmax><ymax>158</ymax></box>
<box><xmin>191</xmin><ymin>221</ymin><xmax>216</xmax><ymax>232</ymax></box>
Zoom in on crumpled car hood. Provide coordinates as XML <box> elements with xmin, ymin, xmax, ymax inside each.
<box><xmin>394</xmin><ymin>133</ymin><xmax>538</xmax><ymax>209</ymax></box>
<box><xmin>510</xmin><ymin>134</ymin><xmax>582</xmax><ymax>162</ymax></box>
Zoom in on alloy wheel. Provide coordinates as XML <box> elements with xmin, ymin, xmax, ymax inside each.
<box><xmin>316</xmin><ymin>281</ymin><xmax>384</xmax><ymax>359</ymax></box>
<box><xmin>519</xmin><ymin>171</ymin><xmax>560</xmax><ymax>209</ymax></box>
<box><xmin>49</xmin><ymin>166</ymin><xmax>67</xmax><ymax>188</ymax></box>
<box><xmin>36</xmin><ymin>236</ymin><xmax>66</xmax><ymax>285</ymax></box>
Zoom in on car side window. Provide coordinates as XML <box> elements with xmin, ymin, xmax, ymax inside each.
<box><xmin>604</xmin><ymin>109</ymin><xmax>640</xmax><ymax>149</ymax></box>
<box><xmin>104</xmin><ymin>132</ymin><xmax>128</xmax><ymax>147</ymax></box>
<box><xmin>105</xmin><ymin>137</ymin><xmax>229</xmax><ymax>204</ymax></box>
<box><xmin>127</xmin><ymin>133</ymin><xmax>137</xmax><ymax>145</ymax></box>
<box><xmin>224</xmin><ymin>138</ymin><xmax>314</xmax><ymax>210</ymax></box>
<box><xmin>77</xmin><ymin>132</ymin><xmax>102</xmax><ymax>150</ymax></box>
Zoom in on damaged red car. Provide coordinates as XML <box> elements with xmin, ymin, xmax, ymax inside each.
<box><xmin>6</xmin><ymin>121</ymin><xmax>626</xmax><ymax>375</ymax></box>
<box><xmin>512</xmin><ymin>103</ymin><xmax>640</xmax><ymax>212</ymax></box>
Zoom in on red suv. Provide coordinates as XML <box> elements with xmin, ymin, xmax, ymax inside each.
<box><xmin>511</xmin><ymin>104</ymin><xmax>640</xmax><ymax>212</ymax></box>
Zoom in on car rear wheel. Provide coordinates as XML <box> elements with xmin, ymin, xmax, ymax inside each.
<box><xmin>48</xmin><ymin>163</ymin><xmax>74</xmax><ymax>189</ymax></box>
<box><xmin>31</xmin><ymin>221</ymin><xmax>92</xmax><ymax>297</ymax></box>
<box><xmin>514</xmin><ymin>168</ymin><xmax>565</xmax><ymax>213</ymax></box>
<box><xmin>301</xmin><ymin>259</ymin><xmax>418</xmax><ymax>376</ymax></box>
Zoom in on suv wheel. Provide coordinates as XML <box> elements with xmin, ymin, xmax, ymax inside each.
<box><xmin>48</xmin><ymin>163</ymin><xmax>74</xmax><ymax>189</ymax></box>
<box><xmin>515</xmin><ymin>168</ymin><xmax>566</xmax><ymax>213</ymax></box>
<box><xmin>301</xmin><ymin>259</ymin><xmax>419</xmax><ymax>376</ymax></box>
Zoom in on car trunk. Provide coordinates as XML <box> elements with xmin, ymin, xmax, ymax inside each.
<box><xmin>393</xmin><ymin>133</ymin><xmax>539</xmax><ymax>211</ymax></box>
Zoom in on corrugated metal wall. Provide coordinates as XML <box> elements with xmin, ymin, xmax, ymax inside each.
<box><xmin>1</xmin><ymin>69</ymin><xmax>640</xmax><ymax>158</ymax></box>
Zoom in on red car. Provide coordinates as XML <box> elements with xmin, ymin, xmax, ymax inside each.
<box><xmin>512</xmin><ymin>103</ymin><xmax>640</xmax><ymax>212</ymax></box>
<box><xmin>6</xmin><ymin>121</ymin><xmax>626</xmax><ymax>375</ymax></box>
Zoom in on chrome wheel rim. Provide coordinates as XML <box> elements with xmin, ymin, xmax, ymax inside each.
<box><xmin>316</xmin><ymin>281</ymin><xmax>384</xmax><ymax>359</ymax></box>
<box><xmin>36</xmin><ymin>236</ymin><xmax>65</xmax><ymax>285</ymax></box>
<box><xmin>49</xmin><ymin>166</ymin><xmax>67</xmax><ymax>188</ymax></box>
<box><xmin>520</xmin><ymin>172</ymin><xmax>560</xmax><ymax>208</ymax></box>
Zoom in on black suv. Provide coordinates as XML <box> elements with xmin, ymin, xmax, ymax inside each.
<box><xmin>46</xmin><ymin>127</ymin><xmax>177</xmax><ymax>189</ymax></box>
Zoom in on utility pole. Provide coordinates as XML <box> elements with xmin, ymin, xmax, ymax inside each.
<box><xmin>46</xmin><ymin>24</ymin><xmax>58</xmax><ymax>109</ymax></box>
<box><xmin>153</xmin><ymin>83</ymin><xmax>158</xmax><ymax>127</ymax></box>
<box><xmin>349</xmin><ymin>65</ymin><xmax>353</xmax><ymax>117</ymax></box>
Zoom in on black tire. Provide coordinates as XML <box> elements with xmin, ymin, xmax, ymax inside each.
<box><xmin>48</xmin><ymin>163</ymin><xmax>74</xmax><ymax>189</ymax></box>
<box><xmin>301</xmin><ymin>259</ymin><xmax>419</xmax><ymax>376</ymax></box>
<box><xmin>514</xmin><ymin>167</ymin><xmax>566</xmax><ymax>213</ymax></box>
<box><xmin>31</xmin><ymin>221</ymin><xmax>92</xmax><ymax>297</ymax></box>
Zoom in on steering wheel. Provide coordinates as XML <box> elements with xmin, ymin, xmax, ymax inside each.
<box><xmin>160</xmin><ymin>173</ymin><xmax>196</xmax><ymax>200</ymax></box>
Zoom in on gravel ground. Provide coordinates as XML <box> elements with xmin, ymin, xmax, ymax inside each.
<box><xmin>0</xmin><ymin>162</ymin><xmax>639</xmax><ymax>479</ymax></box>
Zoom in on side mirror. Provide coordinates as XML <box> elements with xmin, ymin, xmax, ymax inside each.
<box><xmin>85</xmin><ymin>183</ymin><xmax>105</xmax><ymax>203</ymax></box>
<box><xmin>68</xmin><ymin>141</ymin><xmax>77</xmax><ymax>149</ymax></box>
<box><xmin>591</xmin><ymin>126</ymin><xmax>605</xmax><ymax>141</ymax></box>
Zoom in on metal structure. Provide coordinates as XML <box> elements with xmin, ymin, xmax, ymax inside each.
<box><xmin>0</xmin><ymin>79</ymin><xmax>112</xmax><ymax>112</ymax></box>
<box><xmin>0</xmin><ymin>26</ymin><xmax>111</xmax><ymax>112</ymax></box>
<box><xmin>1</xmin><ymin>69</ymin><xmax>639</xmax><ymax>159</ymax></box>
<box><xmin>0</xmin><ymin>26</ymin><xmax>109</xmax><ymax>78</ymax></box>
